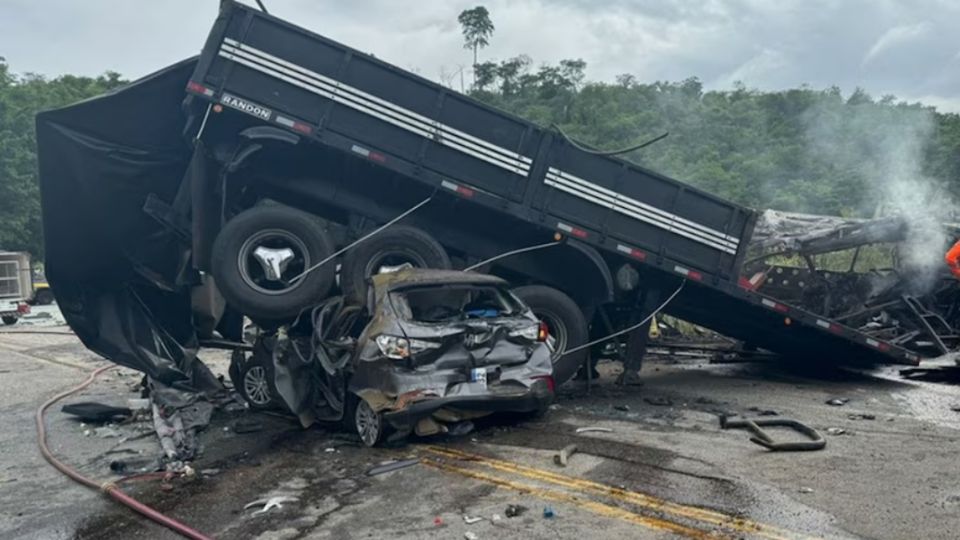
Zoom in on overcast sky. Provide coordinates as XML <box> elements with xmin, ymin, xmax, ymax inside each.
<box><xmin>2</xmin><ymin>0</ymin><xmax>959</xmax><ymax>111</ymax></box>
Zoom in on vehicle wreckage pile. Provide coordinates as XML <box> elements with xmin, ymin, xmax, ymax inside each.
<box><xmin>33</xmin><ymin>0</ymin><xmax>960</xmax><ymax>473</ymax></box>
<box><xmin>747</xmin><ymin>210</ymin><xmax>960</xmax><ymax>357</ymax></box>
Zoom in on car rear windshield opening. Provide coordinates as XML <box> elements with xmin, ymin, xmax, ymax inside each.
<box><xmin>391</xmin><ymin>285</ymin><xmax>523</xmax><ymax>323</ymax></box>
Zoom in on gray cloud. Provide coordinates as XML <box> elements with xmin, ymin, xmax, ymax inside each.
<box><xmin>1</xmin><ymin>0</ymin><xmax>958</xmax><ymax>111</ymax></box>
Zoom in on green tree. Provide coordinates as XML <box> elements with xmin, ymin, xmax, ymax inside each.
<box><xmin>0</xmin><ymin>58</ymin><xmax>125</xmax><ymax>259</ymax></box>
<box><xmin>458</xmin><ymin>6</ymin><xmax>494</xmax><ymax>82</ymax></box>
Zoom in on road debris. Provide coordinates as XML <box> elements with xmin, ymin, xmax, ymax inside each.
<box><xmin>826</xmin><ymin>398</ymin><xmax>850</xmax><ymax>406</ymax></box>
<box><xmin>505</xmin><ymin>504</ymin><xmax>527</xmax><ymax>518</ymax></box>
<box><xmin>644</xmin><ymin>396</ymin><xmax>674</xmax><ymax>406</ymax></box>
<box><xmin>575</xmin><ymin>427</ymin><xmax>613</xmax><ymax>434</ymax></box>
<box><xmin>93</xmin><ymin>426</ymin><xmax>122</xmax><ymax>438</ymax></box>
<box><xmin>61</xmin><ymin>402</ymin><xmax>131</xmax><ymax>422</ymax></box>
<box><xmin>366</xmin><ymin>458</ymin><xmax>420</xmax><ymax>476</ymax></box>
<box><xmin>798</xmin><ymin>487</ymin><xmax>814</xmax><ymax>494</ymax></box>
<box><xmin>613</xmin><ymin>404</ymin><xmax>630</xmax><ymax>412</ymax></box>
<box><xmin>543</xmin><ymin>506</ymin><xmax>556</xmax><ymax>518</ymax></box>
<box><xmin>464</xmin><ymin>532</ymin><xmax>479</xmax><ymax>540</ymax></box>
<box><xmin>553</xmin><ymin>444</ymin><xmax>578</xmax><ymax>467</ymax></box>
<box><xmin>243</xmin><ymin>496</ymin><xmax>299</xmax><ymax>516</ymax></box>
<box><xmin>232</xmin><ymin>418</ymin><xmax>264</xmax><ymax>434</ymax></box>
<box><xmin>825</xmin><ymin>427</ymin><xmax>848</xmax><ymax>436</ymax></box>
<box><xmin>721</xmin><ymin>416</ymin><xmax>826</xmax><ymax>451</ymax></box>
<box><xmin>847</xmin><ymin>413</ymin><xmax>876</xmax><ymax>420</ymax></box>
<box><xmin>463</xmin><ymin>515</ymin><xmax>484</xmax><ymax>524</ymax></box>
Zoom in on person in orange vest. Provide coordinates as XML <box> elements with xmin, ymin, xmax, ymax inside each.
<box><xmin>945</xmin><ymin>239</ymin><xmax>960</xmax><ymax>279</ymax></box>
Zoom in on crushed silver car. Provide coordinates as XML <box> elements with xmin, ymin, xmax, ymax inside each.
<box><xmin>230</xmin><ymin>269</ymin><xmax>555</xmax><ymax>446</ymax></box>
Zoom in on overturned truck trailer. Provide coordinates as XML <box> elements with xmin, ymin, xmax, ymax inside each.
<box><xmin>36</xmin><ymin>1</ymin><xmax>929</xmax><ymax>390</ymax></box>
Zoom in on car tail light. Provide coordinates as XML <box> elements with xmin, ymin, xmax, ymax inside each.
<box><xmin>537</xmin><ymin>321</ymin><xmax>549</xmax><ymax>342</ymax></box>
<box><xmin>533</xmin><ymin>375</ymin><xmax>555</xmax><ymax>393</ymax></box>
<box><xmin>17</xmin><ymin>302</ymin><xmax>30</xmax><ymax>315</ymax></box>
<box><xmin>510</xmin><ymin>322</ymin><xmax>549</xmax><ymax>342</ymax></box>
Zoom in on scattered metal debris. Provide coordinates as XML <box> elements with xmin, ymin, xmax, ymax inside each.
<box><xmin>825</xmin><ymin>427</ymin><xmax>848</xmax><ymax>436</ymax></box>
<box><xmin>826</xmin><ymin>398</ymin><xmax>849</xmax><ymax>406</ymax></box>
<box><xmin>464</xmin><ymin>532</ymin><xmax>479</xmax><ymax>540</ymax></box>
<box><xmin>505</xmin><ymin>504</ymin><xmax>527</xmax><ymax>518</ymax></box>
<box><xmin>553</xmin><ymin>444</ymin><xmax>578</xmax><ymax>467</ymax></box>
<box><xmin>366</xmin><ymin>458</ymin><xmax>420</xmax><ymax>476</ymax></box>
<box><xmin>575</xmin><ymin>427</ymin><xmax>613</xmax><ymax>434</ymax></box>
<box><xmin>613</xmin><ymin>404</ymin><xmax>630</xmax><ymax>412</ymax></box>
<box><xmin>644</xmin><ymin>396</ymin><xmax>674</xmax><ymax>407</ymax></box>
<box><xmin>463</xmin><ymin>515</ymin><xmax>483</xmax><ymax>524</ymax></box>
<box><xmin>244</xmin><ymin>496</ymin><xmax>299</xmax><ymax>516</ymax></box>
<box><xmin>798</xmin><ymin>487</ymin><xmax>814</xmax><ymax>494</ymax></box>
<box><xmin>847</xmin><ymin>413</ymin><xmax>876</xmax><ymax>420</ymax></box>
<box><xmin>721</xmin><ymin>416</ymin><xmax>826</xmax><ymax>451</ymax></box>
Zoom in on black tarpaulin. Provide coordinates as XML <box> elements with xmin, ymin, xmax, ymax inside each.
<box><xmin>36</xmin><ymin>58</ymin><xmax>213</xmax><ymax>388</ymax></box>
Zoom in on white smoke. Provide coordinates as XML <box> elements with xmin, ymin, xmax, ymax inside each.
<box><xmin>803</xmin><ymin>98</ymin><xmax>952</xmax><ymax>293</ymax></box>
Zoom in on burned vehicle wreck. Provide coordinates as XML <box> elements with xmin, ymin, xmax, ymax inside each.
<box><xmin>234</xmin><ymin>269</ymin><xmax>554</xmax><ymax>446</ymax></box>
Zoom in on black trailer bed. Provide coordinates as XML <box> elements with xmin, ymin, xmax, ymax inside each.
<box><xmin>185</xmin><ymin>1</ymin><xmax>920</xmax><ymax>366</ymax></box>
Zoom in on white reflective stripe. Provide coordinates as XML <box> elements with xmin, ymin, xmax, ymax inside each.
<box><xmin>557</xmin><ymin>223</ymin><xmax>574</xmax><ymax>233</ymax></box>
<box><xmin>674</xmin><ymin>266</ymin><xmax>690</xmax><ymax>276</ymax></box>
<box><xmin>817</xmin><ymin>319</ymin><xmax>831</xmax><ymax>329</ymax></box>
<box><xmin>616</xmin><ymin>244</ymin><xmax>632</xmax><ymax>254</ymax></box>
<box><xmin>761</xmin><ymin>299</ymin><xmax>777</xmax><ymax>308</ymax></box>
<box><xmin>223</xmin><ymin>38</ymin><xmax>532</xmax><ymax>169</ymax></box>
<box><xmin>441</xmin><ymin>180</ymin><xmax>459</xmax><ymax>191</ymax></box>
<box><xmin>275</xmin><ymin>116</ymin><xmax>296</xmax><ymax>128</ymax></box>
<box><xmin>550</xmin><ymin>167</ymin><xmax>739</xmax><ymax>246</ymax></box>
<box><xmin>544</xmin><ymin>173</ymin><xmax>738</xmax><ymax>254</ymax></box>
<box><xmin>219</xmin><ymin>40</ymin><xmax>530</xmax><ymax>176</ymax></box>
<box><xmin>351</xmin><ymin>145</ymin><xmax>371</xmax><ymax>157</ymax></box>
<box><xmin>546</xmin><ymin>169</ymin><xmax>739</xmax><ymax>252</ymax></box>
<box><xmin>219</xmin><ymin>49</ymin><xmax>528</xmax><ymax>176</ymax></box>
<box><xmin>866</xmin><ymin>338</ymin><xmax>880</xmax><ymax>347</ymax></box>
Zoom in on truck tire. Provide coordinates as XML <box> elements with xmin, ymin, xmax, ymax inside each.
<box><xmin>2</xmin><ymin>316</ymin><xmax>18</xmax><ymax>326</ymax></box>
<box><xmin>212</xmin><ymin>206</ymin><xmax>335</xmax><ymax>321</ymax></box>
<box><xmin>512</xmin><ymin>285</ymin><xmax>588</xmax><ymax>386</ymax></box>
<box><xmin>340</xmin><ymin>226</ymin><xmax>451</xmax><ymax>302</ymax></box>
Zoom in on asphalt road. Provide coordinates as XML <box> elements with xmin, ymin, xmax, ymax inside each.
<box><xmin>3</xmin><ymin>314</ymin><xmax>960</xmax><ymax>539</ymax></box>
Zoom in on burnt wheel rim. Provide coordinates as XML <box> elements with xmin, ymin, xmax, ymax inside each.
<box><xmin>355</xmin><ymin>399</ymin><xmax>382</xmax><ymax>446</ymax></box>
<box><xmin>363</xmin><ymin>250</ymin><xmax>429</xmax><ymax>277</ymax></box>
<box><xmin>238</xmin><ymin>229</ymin><xmax>310</xmax><ymax>296</ymax></box>
<box><xmin>243</xmin><ymin>365</ymin><xmax>272</xmax><ymax>406</ymax></box>
<box><xmin>536</xmin><ymin>310</ymin><xmax>568</xmax><ymax>362</ymax></box>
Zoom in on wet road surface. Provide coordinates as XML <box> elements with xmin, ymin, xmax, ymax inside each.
<box><xmin>3</xmin><ymin>320</ymin><xmax>960</xmax><ymax>539</ymax></box>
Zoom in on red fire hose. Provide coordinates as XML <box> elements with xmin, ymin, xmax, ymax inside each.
<box><xmin>35</xmin><ymin>364</ymin><xmax>213</xmax><ymax>540</ymax></box>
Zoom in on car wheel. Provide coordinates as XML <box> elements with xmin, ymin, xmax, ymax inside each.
<box><xmin>340</xmin><ymin>226</ymin><xmax>451</xmax><ymax>303</ymax></box>
<box><xmin>1</xmin><ymin>316</ymin><xmax>18</xmax><ymax>326</ymax></box>
<box><xmin>233</xmin><ymin>355</ymin><xmax>279</xmax><ymax>410</ymax></box>
<box><xmin>512</xmin><ymin>285</ymin><xmax>588</xmax><ymax>386</ymax></box>
<box><xmin>212</xmin><ymin>206</ymin><xmax>336</xmax><ymax>321</ymax></box>
<box><xmin>34</xmin><ymin>289</ymin><xmax>55</xmax><ymax>305</ymax></box>
<box><xmin>352</xmin><ymin>396</ymin><xmax>387</xmax><ymax>447</ymax></box>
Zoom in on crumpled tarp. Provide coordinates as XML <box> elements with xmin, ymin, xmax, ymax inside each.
<box><xmin>36</xmin><ymin>58</ymin><xmax>212</xmax><ymax>389</ymax></box>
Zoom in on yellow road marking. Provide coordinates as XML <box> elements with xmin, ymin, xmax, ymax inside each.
<box><xmin>422</xmin><ymin>457</ymin><xmax>712</xmax><ymax>538</ymax></box>
<box><xmin>424</xmin><ymin>445</ymin><xmax>813</xmax><ymax>540</ymax></box>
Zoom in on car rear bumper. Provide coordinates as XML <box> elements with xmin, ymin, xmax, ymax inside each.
<box><xmin>382</xmin><ymin>380</ymin><xmax>553</xmax><ymax>429</ymax></box>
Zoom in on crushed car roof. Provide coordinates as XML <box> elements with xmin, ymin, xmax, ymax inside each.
<box><xmin>371</xmin><ymin>268</ymin><xmax>508</xmax><ymax>291</ymax></box>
